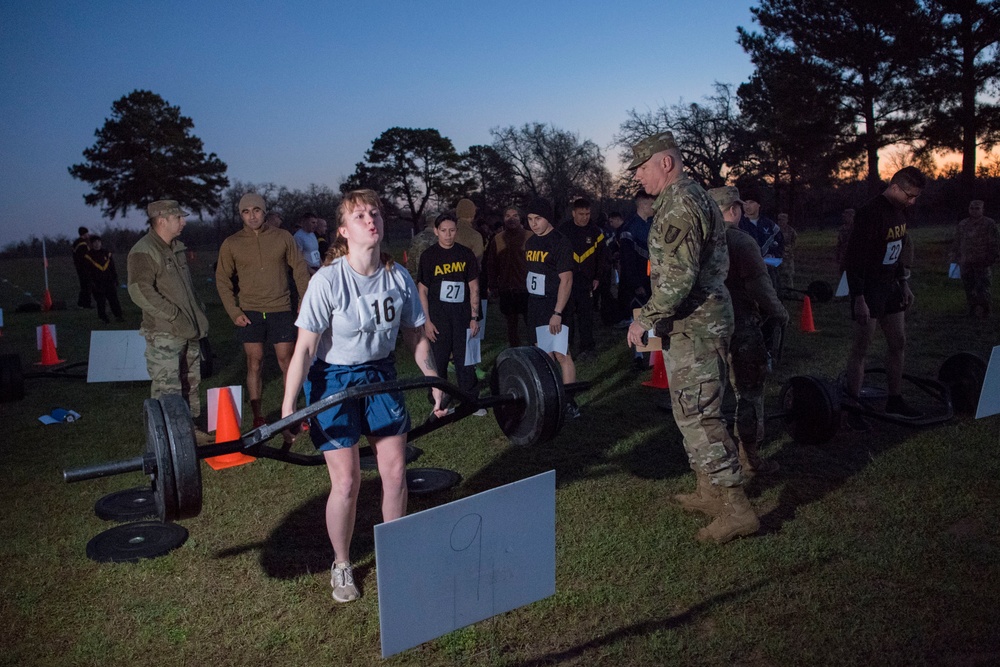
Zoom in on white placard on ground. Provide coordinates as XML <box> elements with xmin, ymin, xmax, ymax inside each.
<box><xmin>375</xmin><ymin>470</ymin><xmax>556</xmax><ymax>658</ymax></box>
<box><xmin>976</xmin><ymin>345</ymin><xmax>1000</xmax><ymax>419</ymax></box>
<box><xmin>36</xmin><ymin>324</ymin><xmax>57</xmax><ymax>349</ymax></box>
<box><xmin>464</xmin><ymin>330</ymin><xmax>481</xmax><ymax>366</ymax></box>
<box><xmin>835</xmin><ymin>271</ymin><xmax>849</xmax><ymax>297</ymax></box>
<box><xmin>207</xmin><ymin>386</ymin><xmax>243</xmax><ymax>432</ymax></box>
<box><xmin>87</xmin><ymin>330</ymin><xmax>150</xmax><ymax>382</ymax></box>
<box><xmin>534</xmin><ymin>325</ymin><xmax>569</xmax><ymax>355</ymax></box>
<box><xmin>949</xmin><ymin>263</ymin><xmax>961</xmax><ymax>279</ymax></box>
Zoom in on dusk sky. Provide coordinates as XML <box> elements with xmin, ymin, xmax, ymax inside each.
<box><xmin>0</xmin><ymin>0</ymin><xmax>757</xmax><ymax>246</ymax></box>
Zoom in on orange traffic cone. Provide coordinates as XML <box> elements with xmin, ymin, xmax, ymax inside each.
<box><xmin>799</xmin><ymin>295</ymin><xmax>818</xmax><ymax>333</ymax></box>
<box><xmin>205</xmin><ymin>387</ymin><xmax>255</xmax><ymax>470</ymax></box>
<box><xmin>36</xmin><ymin>324</ymin><xmax>65</xmax><ymax>366</ymax></box>
<box><xmin>642</xmin><ymin>350</ymin><xmax>670</xmax><ymax>389</ymax></box>
<box><xmin>41</xmin><ymin>290</ymin><xmax>53</xmax><ymax>312</ymax></box>
<box><xmin>403</xmin><ymin>250</ymin><xmax>408</xmax><ymax>265</ymax></box>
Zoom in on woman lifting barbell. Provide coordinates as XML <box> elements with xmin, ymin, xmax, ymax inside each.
<box><xmin>281</xmin><ymin>189</ymin><xmax>446</xmax><ymax>603</ymax></box>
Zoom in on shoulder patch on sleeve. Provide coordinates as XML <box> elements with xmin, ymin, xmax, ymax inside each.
<box><xmin>664</xmin><ymin>225</ymin><xmax>682</xmax><ymax>245</ymax></box>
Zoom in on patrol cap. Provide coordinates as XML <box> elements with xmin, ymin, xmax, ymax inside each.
<box><xmin>627</xmin><ymin>131</ymin><xmax>678</xmax><ymax>171</ymax></box>
<box><xmin>707</xmin><ymin>186</ymin><xmax>744</xmax><ymax>211</ymax></box>
<box><xmin>146</xmin><ymin>200</ymin><xmax>190</xmax><ymax>219</ymax></box>
<box><xmin>239</xmin><ymin>192</ymin><xmax>266</xmax><ymax>212</ymax></box>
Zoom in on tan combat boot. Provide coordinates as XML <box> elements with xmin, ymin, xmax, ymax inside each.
<box><xmin>738</xmin><ymin>440</ymin><xmax>779</xmax><ymax>476</ymax></box>
<box><xmin>673</xmin><ymin>472</ymin><xmax>724</xmax><ymax>517</ymax></box>
<box><xmin>696</xmin><ymin>486</ymin><xmax>760</xmax><ymax>544</ymax></box>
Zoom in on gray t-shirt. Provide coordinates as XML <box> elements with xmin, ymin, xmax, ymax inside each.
<box><xmin>296</xmin><ymin>257</ymin><xmax>425</xmax><ymax>365</ymax></box>
<box><xmin>294</xmin><ymin>229</ymin><xmax>322</xmax><ymax>269</ymax></box>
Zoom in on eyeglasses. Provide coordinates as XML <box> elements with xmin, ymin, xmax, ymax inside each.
<box><xmin>896</xmin><ymin>185</ymin><xmax>921</xmax><ymax>201</ymax></box>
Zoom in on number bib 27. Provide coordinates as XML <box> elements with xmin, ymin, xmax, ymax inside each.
<box><xmin>357</xmin><ymin>289</ymin><xmax>400</xmax><ymax>332</ymax></box>
<box><xmin>527</xmin><ymin>271</ymin><xmax>546</xmax><ymax>296</ymax></box>
<box><xmin>440</xmin><ymin>280</ymin><xmax>465</xmax><ymax>303</ymax></box>
<box><xmin>882</xmin><ymin>239</ymin><xmax>902</xmax><ymax>265</ymax></box>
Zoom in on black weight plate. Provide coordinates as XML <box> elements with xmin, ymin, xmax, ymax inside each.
<box><xmin>492</xmin><ymin>347</ymin><xmax>565</xmax><ymax>447</ymax></box>
<box><xmin>0</xmin><ymin>353</ymin><xmax>25</xmax><ymax>403</ymax></box>
<box><xmin>85</xmin><ymin>521</ymin><xmax>188</xmax><ymax>563</ymax></box>
<box><xmin>359</xmin><ymin>444</ymin><xmax>422</xmax><ymax>471</ymax></box>
<box><xmin>938</xmin><ymin>352</ymin><xmax>987</xmax><ymax>415</ymax></box>
<box><xmin>406</xmin><ymin>467</ymin><xmax>462</xmax><ymax>495</ymax></box>
<box><xmin>779</xmin><ymin>375</ymin><xmax>841</xmax><ymax>446</ymax></box>
<box><xmin>94</xmin><ymin>486</ymin><xmax>157</xmax><ymax>522</ymax></box>
<box><xmin>144</xmin><ymin>399</ymin><xmax>177</xmax><ymax>524</ymax></box>
<box><xmin>807</xmin><ymin>280</ymin><xmax>834</xmax><ymax>304</ymax></box>
<box><xmin>160</xmin><ymin>394</ymin><xmax>203</xmax><ymax>522</ymax></box>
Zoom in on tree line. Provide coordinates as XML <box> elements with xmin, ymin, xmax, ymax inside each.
<box><xmin>45</xmin><ymin>0</ymin><xmax>1000</xmax><ymax>254</ymax></box>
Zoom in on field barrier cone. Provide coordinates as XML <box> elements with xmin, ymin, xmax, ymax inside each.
<box><xmin>403</xmin><ymin>250</ymin><xmax>408</xmax><ymax>265</ymax></box>
<box><xmin>205</xmin><ymin>387</ymin><xmax>255</xmax><ymax>470</ymax></box>
<box><xmin>41</xmin><ymin>290</ymin><xmax>53</xmax><ymax>312</ymax></box>
<box><xmin>799</xmin><ymin>295</ymin><xmax>818</xmax><ymax>333</ymax></box>
<box><xmin>36</xmin><ymin>324</ymin><xmax>65</xmax><ymax>366</ymax></box>
<box><xmin>642</xmin><ymin>350</ymin><xmax>670</xmax><ymax>389</ymax></box>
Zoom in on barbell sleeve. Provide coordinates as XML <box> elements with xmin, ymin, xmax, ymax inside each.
<box><xmin>64</xmin><ymin>455</ymin><xmax>145</xmax><ymax>483</ymax></box>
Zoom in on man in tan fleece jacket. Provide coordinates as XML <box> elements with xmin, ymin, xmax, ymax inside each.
<box><xmin>216</xmin><ymin>193</ymin><xmax>311</xmax><ymax>430</ymax></box>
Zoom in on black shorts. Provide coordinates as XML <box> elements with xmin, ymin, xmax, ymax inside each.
<box><xmin>498</xmin><ymin>290</ymin><xmax>528</xmax><ymax>317</ymax></box>
<box><xmin>851</xmin><ymin>281</ymin><xmax>906</xmax><ymax>320</ymax></box>
<box><xmin>527</xmin><ymin>295</ymin><xmax>558</xmax><ymax>336</ymax></box>
<box><xmin>234</xmin><ymin>310</ymin><xmax>297</xmax><ymax>344</ymax></box>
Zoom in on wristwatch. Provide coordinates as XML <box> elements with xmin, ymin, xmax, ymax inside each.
<box><xmin>553</xmin><ymin>311</ymin><xmax>563</xmax><ymax>317</ymax></box>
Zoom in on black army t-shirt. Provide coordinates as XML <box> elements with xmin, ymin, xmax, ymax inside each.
<box><xmin>524</xmin><ymin>229</ymin><xmax>573</xmax><ymax>299</ymax></box>
<box><xmin>417</xmin><ymin>242</ymin><xmax>479</xmax><ymax>320</ymax></box>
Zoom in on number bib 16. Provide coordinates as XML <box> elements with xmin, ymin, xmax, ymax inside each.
<box><xmin>527</xmin><ymin>271</ymin><xmax>545</xmax><ymax>296</ymax></box>
<box><xmin>440</xmin><ymin>280</ymin><xmax>465</xmax><ymax>303</ymax></box>
<box><xmin>882</xmin><ymin>239</ymin><xmax>902</xmax><ymax>265</ymax></box>
<box><xmin>357</xmin><ymin>289</ymin><xmax>400</xmax><ymax>332</ymax></box>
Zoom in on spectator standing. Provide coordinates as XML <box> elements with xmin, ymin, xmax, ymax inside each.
<box><xmin>485</xmin><ymin>207</ymin><xmax>532</xmax><ymax>347</ymax></box>
<box><xmin>73</xmin><ymin>226</ymin><xmax>92</xmax><ymax>308</ymax></box>
<box><xmin>739</xmin><ymin>193</ymin><xmax>784</xmax><ymax>289</ymax></box>
<box><xmin>560</xmin><ymin>197</ymin><xmax>606</xmax><ymax>360</ymax></box>
<box><xmin>294</xmin><ymin>212</ymin><xmax>322</xmax><ymax>274</ymax></box>
<box><xmin>776</xmin><ymin>212</ymin><xmax>798</xmax><ymax>293</ymax></box>
<box><xmin>84</xmin><ymin>234</ymin><xmax>124</xmax><ymax>323</ymax></box>
<box><xmin>951</xmin><ymin>199</ymin><xmax>999</xmax><ymax>318</ymax></box>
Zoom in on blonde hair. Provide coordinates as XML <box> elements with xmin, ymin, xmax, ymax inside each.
<box><xmin>324</xmin><ymin>189</ymin><xmax>395</xmax><ymax>269</ymax></box>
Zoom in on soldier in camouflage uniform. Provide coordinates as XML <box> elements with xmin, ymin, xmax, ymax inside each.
<box><xmin>407</xmin><ymin>216</ymin><xmax>439</xmax><ymax>277</ymax></box>
<box><xmin>709</xmin><ymin>186</ymin><xmax>789</xmax><ymax>477</ymax></box>
<box><xmin>127</xmin><ymin>200</ymin><xmax>211</xmax><ymax>439</ymax></box>
<box><xmin>950</xmin><ymin>200</ymin><xmax>1000</xmax><ymax>318</ymax></box>
<box><xmin>625</xmin><ymin>132</ymin><xmax>759</xmax><ymax>544</ymax></box>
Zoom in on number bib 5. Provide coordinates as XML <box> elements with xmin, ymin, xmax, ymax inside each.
<box><xmin>440</xmin><ymin>280</ymin><xmax>465</xmax><ymax>303</ymax></box>
<box><xmin>527</xmin><ymin>271</ymin><xmax>545</xmax><ymax>296</ymax></box>
<box><xmin>357</xmin><ymin>289</ymin><xmax>401</xmax><ymax>332</ymax></box>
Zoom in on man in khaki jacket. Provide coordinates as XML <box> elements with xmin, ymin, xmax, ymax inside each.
<box><xmin>127</xmin><ymin>200</ymin><xmax>210</xmax><ymax>437</ymax></box>
<box><xmin>216</xmin><ymin>193</ymin><xmax>310</xmax><ymax>430</ymax></box>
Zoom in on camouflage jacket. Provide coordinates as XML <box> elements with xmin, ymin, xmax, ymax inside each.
<box><xmin>406</xmin><ymin>226</ymin><xmax>438</xmax><ymax>276</ymax></box>
<box><xmin>127</xmin><ymin>230</ymin><xmax>209</xmax><ymax>341</ymax></box>
<box><xmin>637</xmin><ymin>175</ymin><xmax>734</xmax><ymax>339</ymax></box>
<box><xmin>952</xmin><ymin>216</ymin><xmax>1000</xmax><ymax>267</ymax></box>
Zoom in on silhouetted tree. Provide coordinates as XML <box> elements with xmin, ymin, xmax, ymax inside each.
<box><xmin>342</xmin><ymin>127</ymin><xmax>472</xmax><ymax>233</ymax></box>
<box><xmin>461</xmin><ymin>145</ymin><xmax>523</xmax><ymax>217</ymax></box>
<box><xmin>69</xmin><ymin>89</ymin><xmax>229</xmax><ymax>218</ymax></box>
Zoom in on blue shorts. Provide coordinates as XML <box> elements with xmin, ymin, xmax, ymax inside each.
<box><xmin>303</xmin><ymin>355</ymin><xmax>410</xmax><ymax>451</ymax></box>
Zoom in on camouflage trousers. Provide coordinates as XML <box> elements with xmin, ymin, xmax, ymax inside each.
<box><xmin>664</xmin><ymin>334</ymin><xmax>743</xmax><ymax>487</ymax></box>
<box><xmin>728</xmin><ymin>325</ymin><xmax>769</xmax><ymax>449</ymax></box>
<box><xmin>144</xmin><ymin>331</ymin><xmax>202</xmax><ymax>419</ymax></box>
<box><xmin>961</xmin><ymin>265</ymin><xmax>992</xmax><ymax>315</ymax></box>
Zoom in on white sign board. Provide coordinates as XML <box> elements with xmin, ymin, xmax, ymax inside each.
<box><xmin>976</xmin><ymin>345</ymin><xmax>1000</xmax><ymax>419</ymax></box>
<box><xmin>375</xmin><ymin>470</ymin><xmax>556</xmax><ymax>658</ymax></box>
<box><xmin>87</xmin><ymin>330</ymin><xmax>151</xmax><ymax>382</ymax></box>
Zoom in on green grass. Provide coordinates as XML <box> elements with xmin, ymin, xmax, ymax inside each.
<box><xmin>1</xmin><ymin>228</ymin><xmax>998</xmax><ymax>666</ymax></box>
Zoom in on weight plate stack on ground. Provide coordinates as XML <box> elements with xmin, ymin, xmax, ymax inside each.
<box><xmin>94</xmin><ymin>486</ymin><xmax>157</xmax><ymax>521</ymax></box>
<box><xmin>159</xmin><ymin>394</ymin><xmax>203</xmax><ymax>521</ymax></box>
<box><xmin>938</xmin><ymin>352</ymin><xmax>987</xmax><ymax>415</ymax></box>
<box><xmin>779</xmin><ymin>375</ymin><xmax>842</xmax><ymax>446</ymax></box>
<box><xmin>807</xmin><ymin>280</ymin><xmax>834</xmax><ymax>304</ymax></box>
<box><xmin>492</xmin><ymin>347</ymin><xmax>566</xmax><ymax>447</ymax></box>
<box><xmin>144</xmin><ymin>399</ymin><xmax>177</xmax><ymax>524</ymax></box>
<box><xmin>0</xmin><ymin>353</ymin><xmax>25</xmax><ymax>403</ymax></box>
<box><xmin>405</xmin><ymin>467</ymin><xmax>462</xmax><ymax>495</ymax></box>
<box><xmin>359</xmin><ymin>444</ymin><xmax>421</xmax><ymax>471</ymax></box>
<box><xmin>85</xmin><ymin>521</ymin><xmax>189</xmax><ymax>563</ymax></box>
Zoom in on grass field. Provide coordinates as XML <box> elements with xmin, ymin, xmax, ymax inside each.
<box><xmin>0</xmin><ymin>225</ymin><xmax>998</xmax><ymax>666</ymax></box>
